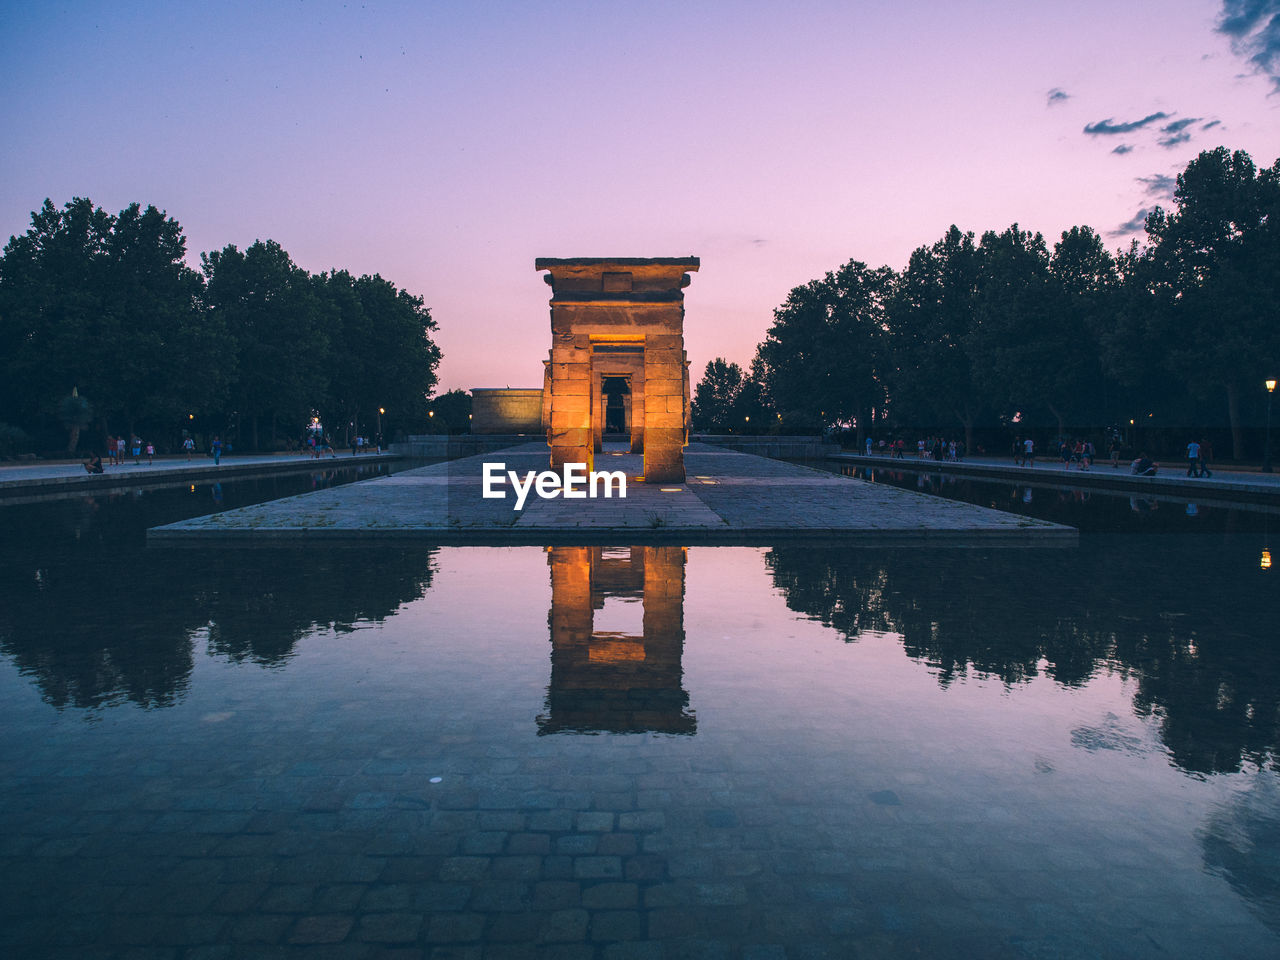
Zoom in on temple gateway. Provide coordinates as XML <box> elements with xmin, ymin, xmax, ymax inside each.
<box><xmin>536</xmin><ymin>257</ymin><xmax>698</xmax><ymax>483</ymax></box>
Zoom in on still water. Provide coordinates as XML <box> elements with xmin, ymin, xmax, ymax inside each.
<box><xmin>1</xmin><ymin>470</ymin><xmax>1278</xmax><ymax>958</ymax></box>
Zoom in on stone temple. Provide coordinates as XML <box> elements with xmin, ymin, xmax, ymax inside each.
<box><xmin>536</xmin><ymin>257</ymin><xmax>698</xmax><ymax>483</ymax></box>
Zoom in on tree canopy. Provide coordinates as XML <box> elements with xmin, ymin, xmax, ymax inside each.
<box><xmin>696</xmin><ymin>148</ymin><xmax>1280</xmax><ymax>460</ymax></box>
<box><xmin>0</xmin><ymin>198</ymin><xmax>442</xmax><ymax>453</ymax></box>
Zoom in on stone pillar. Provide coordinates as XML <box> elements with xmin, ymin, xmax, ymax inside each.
<box><xmin>541</xmin><ymin>357</ymin><xmax>552</xmax><ymax>440</ymax></box>
<box><xmin>592</xmin><ymin>371</ymin><xmax>604</xmax><ymax>453</ymax></box>
<box><xmin>642</xmin><ymin>333</ymin><xmax>687</xmax><ymax>482</ymax></box>
<box><xmin>630</xmin><ymin>365</ymin><xmax>645</xmax><ymax>454</ymax></box>
<box><xmin>548</xmin><ymin>332</ymin><xmax>593</xmax><ymax>473</ymax></box>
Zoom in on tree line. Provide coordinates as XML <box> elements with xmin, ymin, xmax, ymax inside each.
<box><xmin>693</xmin><ymin>147</ymin><xmax>1280</xmax><ymax>460</ymax></box>
<box><xmin>0</xmin><ymin>197</ymin><xmax>441</xmax><ymax>455</ymax></box>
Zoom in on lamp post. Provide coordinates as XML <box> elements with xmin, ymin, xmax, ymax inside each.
<box><xmin>1265</xmin><ymin>379</ymin><xmax>1276</xmax><ymax>474</ymax></box>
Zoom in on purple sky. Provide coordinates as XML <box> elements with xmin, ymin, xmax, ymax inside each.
<box><xmin>3</xmin><ymin>0</ymin><xmax>1278</xmax><ymax>393</ymax></box>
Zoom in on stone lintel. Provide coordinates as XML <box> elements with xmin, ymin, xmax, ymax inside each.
<box><xmin>535</xmin><ymin>257</ymin><xmax>700</xmax><ymax>270</ymax></box>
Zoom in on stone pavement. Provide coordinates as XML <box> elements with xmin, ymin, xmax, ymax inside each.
<box><xmin>149</xmin><ymin>443</ymin><xmax>1075</xmax><ymax>544</ymax></box>
<box><xmin>832</xmin><ymin>450</ymin><xmax>1280</xmax><ymax>502</ymax></box>
<box><xmin>0</xmin><ymin>451</ymin><xmax>399</xmax><ymax>499</ymax></box>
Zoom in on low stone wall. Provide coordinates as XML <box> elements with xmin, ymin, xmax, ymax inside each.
<box><xmin>391</xmin><ymin>435</ymin><xmax>535</xmax><ymax>459</ymax></box>
<box><xmin>694</xmin><ymin>435</ymin><xmax>838</xmax><ymax>460</ymax></box>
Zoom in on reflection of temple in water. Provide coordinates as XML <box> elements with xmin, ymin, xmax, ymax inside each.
<box><xmin>539</xmin><ymin>546</ymin><xmax>695</xmax><ymax>735</ymax></box>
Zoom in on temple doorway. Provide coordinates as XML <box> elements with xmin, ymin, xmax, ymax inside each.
<box><xmin>602</xmin><ymin>376</ymin><xmax>630</xmax><ymax>437</ymax></box>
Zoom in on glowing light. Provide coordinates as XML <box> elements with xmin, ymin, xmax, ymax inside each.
<box><xmin>1268</xmin><ymin>380</ymin><xmax>1277</xmax><ymax>393</ymax></box>
<box><xmin>1263</xmin><ymin>549</ymin><xmax>1272</xmax><ymax>570</ymax></box>
<box><xmin>660</xmin><ymin>487</ymin><xmax>684</xmax><ymax>492</ymax></box>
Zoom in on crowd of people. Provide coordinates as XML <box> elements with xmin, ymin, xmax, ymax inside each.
<box><xmin>856</xmin><ymin>432</ymin><xmax>1221</xmax><ymax>482</ymax></box>
<box><xmin>862</xmin><ymin>436</ymin><xmax>969</xmax><ymax>461</ymax></box>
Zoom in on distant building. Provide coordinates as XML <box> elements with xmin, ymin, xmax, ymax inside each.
<box><xmin>470</xmin><ymin>388</ymin><xmax>543</xmax><ymax>434</ymax></box>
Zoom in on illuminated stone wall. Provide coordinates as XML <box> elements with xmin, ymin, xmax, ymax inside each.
<box><xmin>470</xmin><ymin>388</ymin><xmax>543</xmax><ymax>434</ymax></box>
<box><xmin>536</xmin><ymin>257</ymin><xmax>698</xmax><ymax>483</ymax></box>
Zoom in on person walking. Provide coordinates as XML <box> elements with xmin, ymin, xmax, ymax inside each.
<box><xmin>211</xmin><ymin>436</ymin><xmax>223</xmax><ymax>465</ymax></box>
<box><xmin>183</xmin><ymin>436</ymin><xmax>195</xmax><ymax>461</ymax></box>
<box><xmin>1023</xmin><ymin>436</ymin><xmax>1035</xmax><ymax>467</ymax></box>
<box><xmin>1198</xmin><ymin>438</ymin><xmax>1213</xmax><ymax>478</ymax></box>
<box><xmin>865</xmin><ymin>436</ymin><xmax>872</xmax><ymax>456</ymax></box>
<box><xmin>1186</xmin><ymin>439</ymin><xmax>1202</xmax><ymax>477</ymax></box>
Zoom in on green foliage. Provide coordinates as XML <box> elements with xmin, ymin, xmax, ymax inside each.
<box><xmin>692</xmin><ymin>359</ymin><xmax>744</xmax><ymax>432</ymax></box>
<box><xmin>426</xmin><ymin>389</ymin><xmax>472</xmax><ymax>434</ymax></box>
<box><xmin>0</xmin><ymin>197</ymin><xmax>441</xmax><ymax>451</ymax></box>
<box><xmin>0</xmin><ymin>422</ymin><xmax>30</xmax><ymax>458</ymax></box>
<box><xmin>696</xmin><ymin>147</ymin><xmax>1280</xmax><ymax>459</ymax></box>
<box><xmin>756</xmin><ymin>260</ymin><xmax>893</xmax><ymax>439</ymax></box>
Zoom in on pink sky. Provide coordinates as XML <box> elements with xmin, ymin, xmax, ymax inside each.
<box><xmin>3</xmin><ymin>0</ymin><xmax>1278</xmax><ymax>394</ymax></box>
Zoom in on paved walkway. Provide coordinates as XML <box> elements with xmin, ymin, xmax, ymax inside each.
<box><xmin>149</xmin><ymin>442</ymin><xmax>1075</xmax><ymax>545</ymax></box>
<box><xmin>831</xmin><ymin>451</ymin><xmax>1280</xmax><ymax>502</ymax></box>
<box><xmin>0</xmin><ymin>451</ymin><xmax>400</xmax><ymax>498</ymax></box>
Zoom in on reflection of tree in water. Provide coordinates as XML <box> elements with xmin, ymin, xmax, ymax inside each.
<box><xmin>766</xmin><ymin>536</ymin><xmax>1280</xmax><ymax>775</ymax></box>
<box><xmin>1201</xmin><ymin>774</ymin><xmax>1280</xmax><ymax>933</ymax></box>
<box><xmin>0</xmin><ymin>497</ymin><xmax>435</xmax><ymax>709</ymax></box>
<box><xmin>197</xmin><ymin>548</ymin><xmax>436</xmax><ymax>664</ymax></box>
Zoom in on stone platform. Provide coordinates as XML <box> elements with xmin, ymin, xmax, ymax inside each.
<box><xmin>147</xmin><ymin>443</ymin><xmax>1076</xmax><ymax>545</ymax></box>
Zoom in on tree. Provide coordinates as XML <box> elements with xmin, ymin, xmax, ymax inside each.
<box><xmin>1138</xmin><ymin>148</ymin><xmax>1280</xmax><ymax>458</ymax></box>
<box><xmin>101</xmin><ymin>203</ymin><xmax>225</xmax><ymax>434</ymax></box>
<box><xmin>57</xmin><ymin>389</ymin><xmax>93</xmax><ymax>453</ymax></box>
<box><xmin>758</xmin><ymin>260</ymin><xmax>894</xmax><ymax>444</ymax></box>
<box><xmin>427</xmin><ymin>389</ymin><xmax>472</xmax><ymax>434</ymax></box>
<box><xmin>0</xmin><ymin>198</ymin><xmax>114</xmax><ymax>441</ymax></box>
<box><xmin>321</xmin><ymin>270</ymin><xmax>440</xmax><ymax>443</ymax></box>
<box><xmin>691</xmin><ymin>358</ymin><xmax>745</xmax><ymax>432</ymax></box>
<box><xmin>884</xmin><ymin>226</ymin><xmax>986</xmax><ymax>449</ymax></box>
<box><xmin>967</xmin><ymin>224</ymin><xmax>1103</xmax><ymax>439</ymax></box>
<box><xmin>203</xmin><ymin>240</ymin><xmax>334</xmax><ymax>449</ymax></box>
<box><xmin>0</xmin><ymin>198</ymin><xmax>221</xmax><ymax>446</ymax></box>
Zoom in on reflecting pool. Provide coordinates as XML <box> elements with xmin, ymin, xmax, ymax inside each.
<box><xmin>1</xmin><ymin>477</ymin><xmax>1279</xmax><ymax>958</ymax></box>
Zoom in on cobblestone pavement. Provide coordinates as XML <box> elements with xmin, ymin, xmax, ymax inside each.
<box><xmin>150</xmin><ymin>444</ymin><xmax>1074</xmax><ymax>544</ymax></box>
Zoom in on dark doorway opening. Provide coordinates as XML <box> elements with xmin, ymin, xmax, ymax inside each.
<box><xmin>602</xmin><ymin>377</ymin><xmax>630</xmax><ymax>436</ymax></box>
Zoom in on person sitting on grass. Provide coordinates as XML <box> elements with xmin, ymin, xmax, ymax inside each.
<box><xmin>1130</xmin><ymin>453</ymin><xmax>1158</xmax><ymax>476</ymax></box>
<box><xmin>83</xmin><ymin>453</ymin><xmax>104</xmax><ymax>474</ymax></box>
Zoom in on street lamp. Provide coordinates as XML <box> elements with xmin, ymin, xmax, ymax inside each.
<box><xmin>1264</xmin><ymin>379</ymin><xmax>1276</xmax><ymax>473</ymax></box>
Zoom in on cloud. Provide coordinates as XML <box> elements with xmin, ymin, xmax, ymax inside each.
<box><xmin>1158</xmin><ymin>131</ymin><xmax>1192</xmax><ymax>148</ymax></box>
<box><xmin>1110</xmin><ymin>208</ymin><xmax>1151</xmax><ymax>238</ymax></box>
<box><xmin>1202</xmin><ymin>119</ymin><xmax>1223</xmax><ymax>130</ymax></box>
<box><xmin>1137</xmin><ymin>174</ymin><xmax>1176</xmax><ymax>199</ymax></box>
<box><xmin>1161</xmin><ymin>117</ymin><xmax>1202</xmax><ymax>134</ymax></box>
<box><xmin>1216</xmin><ymin>0</ymin><xmax>1280</xmax><ymax>89</ymax></box>
<box><xmin>1047</xmin><ymin>88</ymin><xmax>1070</xmax><ymax>106</ymax></box>
<box><xmin>1083</xmin><ymin>112</ymin><xmax>1170</xmax><ymax>136</ymax></box>
<box><xmin>1112</xmin><ymin>144</ymin><xmax>1135</xmax><ymax>155</ymax></box>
